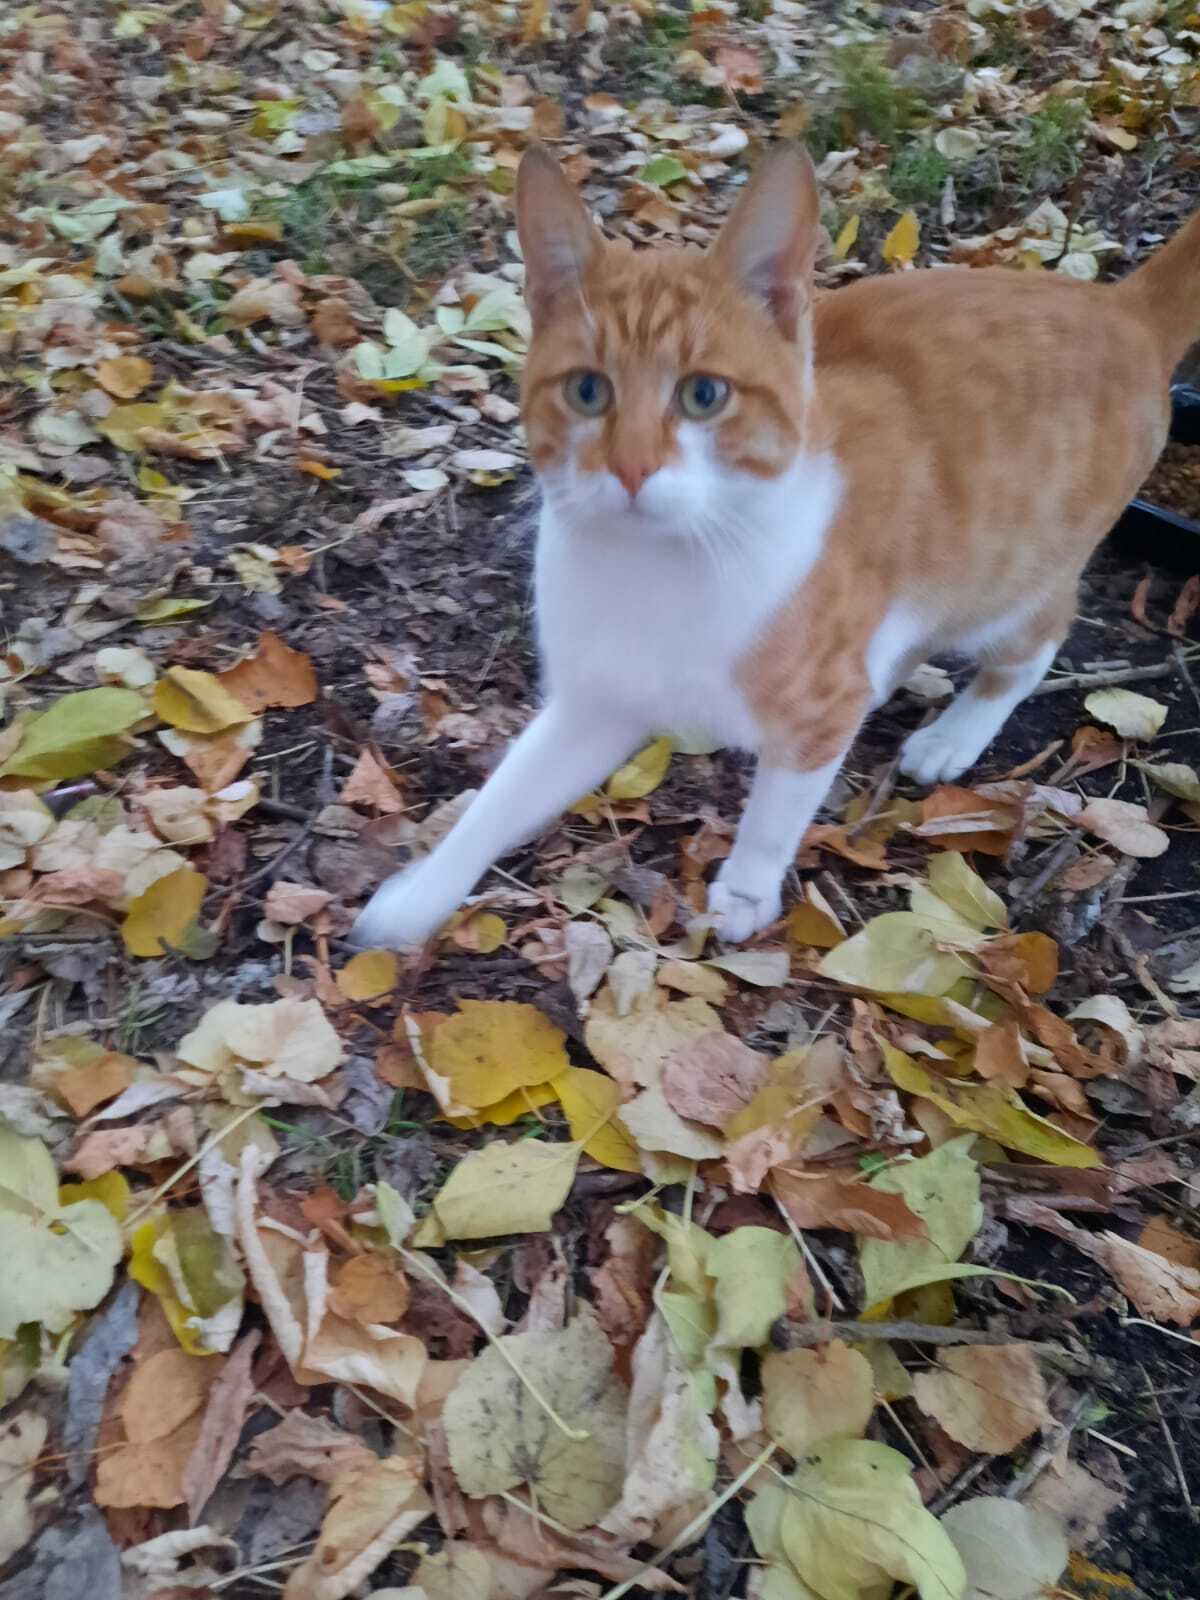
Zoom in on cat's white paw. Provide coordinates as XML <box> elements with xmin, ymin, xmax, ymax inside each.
<box><xmin>707</xmin><ymin>870</ymin><xmax>783</xmax><ymax>944</ymax></box>
<box><xmin>899</xmin><ymin>722</ymin><xmax>984</xmax><ymax>786</ymax></box>
<box><xmin>348</xmin><ymin>869</ymin><xmax>451</xmax><ymax>951</ymax></box>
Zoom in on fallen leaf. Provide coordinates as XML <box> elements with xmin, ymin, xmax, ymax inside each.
<box><xmin>183</xmin><ymin>1330</ymin><xmax>260</xmax><ymax>1523</ymax></box>
<box><xmin>762</xmin><ymin>1341</ymin><xmax>876</xmax><ymax>1455</ymax></box>
<box><xmin>1100</xmin><ymin>1231</ymin><xmax>1200</xmax><ymax>1324</ymax></box>
<box><xmin>177</xmin><ymin>997</ymin><xmax>344</xmax><ymax>1083</ymax></box>
<box><xmin>154</xmin><ymin>667</ymin><xmax>255</xmax><ymax>734</ymax></box>
<box><xmin>1083</xmin><ymin>688</ymin><xmax>1166</xmax><ymax>741</ymax></box>
<box><xmin>282</xmin><ymin>1455</ymin><xmax>432</xmax><ymax>1600</ymax></box>
<box><xmin>218</xmin><ymin>630</ymin><xmax>318</xmax><ymax>710</ymax></box>
<box><xmin>0</xmin><ymin>1126</ymin><xmax>123</xmax><ymax>1338</ymax></box>
<box><xmin>264</xmin><ymin>881</ymin><xmax>334</xmax><ymax>924</ymax></box>
<box><xmin>661</xmin><ymin>1031</ymin><xmax>770</xmax><ymax>1128</ymax></box>
<box><xmin>0</xmin><ymin>687</ymin><xmax>146</xmax><ymax>781</ymax></box>
<box><xmin>973</xmin><ymin>1021</ymin><xmax>1029</xmax><ymax>1087</ymax></box>
<box><xmin>859</xmin><ymin>1136</ymin><xmax>984</xmax><ymax>1310</ymax></box>
<box><xmin>555</xmin><ymin>1066</ymin><xmax>640</xmax><ymax>1173</ymax></box>
<box><xmin>818</xmin><ymin>912</ymin><xmax>973</xmax><ymax>996</ymax></box>
<box><xmin>584</xmin><ymin>986</ymin><xmax>720</xmax><ymax>1092</ymax></box>
<box><xmin>96</xmin><ymin>355</ymin><xmax>154</xmax><ymax>398</ymax></box>
<box><xmin>1138</xmin><ymin>761</ymin><xmax>1200</xmax><ymax>803</ymax></box>
<box><xmin>244</xmin><ymin>1410</ymin><xmax>376</xmax><ymax>1485</ymax></box>
<box><xmin>428</xmin><ymin>1000</ymin><xmax>570</xmax><ymax>1110</ymax></box>
<box><xmin>337</xmin><ymin>950</ymin><xmax>398</xmax><ymax>1002</ymax></box>
<box><xmin>432</xmin><ymin>1139</ymin><xmax>581</xmax><ymax>1240</ymax></box>
<box><xmin>1077</xmin><ymin>798</ymin><xmax>1169</xmax><ymax>857</ymax></box>
<box><xmin>0</xmin><ymin>1412</ymin><xmax>48</xmax><ymax>1566</ymax></box>
<box><xmin>55</xmin><ymin>1050</ymin><xmax>135</xmax><ymax>1117</ymax></box>
<box><xmin>328</xmin><ymin>1253</ymin><xmax>410</xmax><ymax>1324</ymax></box>
<box><xmin>787</xmin><ymin>881</ymin><xmax>847</xmax><ymax>948</ymax></box>
<box><xmin>773</xmin><ymin>1167</ymin><xmax>929</xmax><ymax>1242</ymax></box>
<box><xmin>443</xmin><ymin>1313</ymin><xmax>626</xmax><ymax>1529</ymax></box>
<box><xmin>918</xmin><ymin>785</ymin><xmax>1019</xmax><ymax>855</ymax></box>
<box><xmin>883</xmin><ymin>209</ymin><xmax>920</xmax><ymax>266</ymax></box>
<box><xmin>927</xmin><ymin>852</ymin><xmax>1008</xmax><ymax>931</ymax></box>
<box><xmin>121</xmin><ymin>865</ymin><xmax>207</xmax><ymax>957</ymax></box>
<box><xmin>750</xmin><ymin>1439</ymin><xmax>966</xmax><ymax>1600</ymax></box>
<box><xmin>940</xmin><ymin>1497</ymin><xmax>1069</xmax><ymax>1600</ymax></box>
<box><xmin>339</xmin><ymin>748</ymin><xmax>405</xmax><ymax>814</ymax></box>
<box><xmin>620</xmin><ymin>1082</ymin><xmax>725</xmax><ymax>1160</ymax></box>
<box><xmin>913</xmin><ymin>1344</ymin><xmax>1051</xmax><ymax>1452</ymax></box>
<box><xmin>710</xmin><ymin>1225</ymin><xmax>803</xmax><ymax>1350</ymax></box>
<box><xmin>606</xmin><ymin>736</ymin><xmax>672</xmax><ymax>800</ymax></box>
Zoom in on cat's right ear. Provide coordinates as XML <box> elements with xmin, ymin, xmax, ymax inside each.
<box><xmin>517</xmin><ymin>144</ymin><xmax>603</xmax><ymax>330</ymax></box>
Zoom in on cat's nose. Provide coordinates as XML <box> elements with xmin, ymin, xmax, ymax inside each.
<box><xmin>613</xmin><ymin>457</ymin><xmax>655</xmax><ymax>501</ymax></box>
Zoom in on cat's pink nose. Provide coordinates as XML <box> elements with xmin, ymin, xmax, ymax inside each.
<box><xmin>613</xmin><ymin>457</ymin><xmax>655</xmax><ymax>501</ymax></box>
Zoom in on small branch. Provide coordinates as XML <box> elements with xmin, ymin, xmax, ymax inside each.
<box><xmin>1005</xmin><ymin>1390</ymin><xmax>1093</xmax><ymax>1499</ymax></box>
<box><xmin>777</xmin><ymin>1319</ymin><xmax>1032</xmax><ymax>1349</ymax></box>
<box><xmin>1143</xmin><ymin>1365</ymin><xmax>1193</xmax><ymax>1509</ymax></box>
<box><xmin>1009</xmin><ymin>830</ymin><xmax>1083</xmax><ymax>918</ymax></box>
<box><xmin>1032</xmin><ymin>660</ymin><xmax>1176</xmax><ymax>696</ymax></box>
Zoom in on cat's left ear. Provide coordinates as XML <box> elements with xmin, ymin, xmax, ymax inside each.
<box><xmin>517</xmin><ymin>144</ymin><xmax>604</xmax><ymax>331</ymax></box>
<box><xmin>710</xmin><ymin>144</ymin><xmax>820</xmax><ymax>341</ymax></box>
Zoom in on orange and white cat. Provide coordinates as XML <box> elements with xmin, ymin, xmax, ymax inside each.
<box><xmin>352</xmin><ymin>143</ymin><xmax>1199</xmax><ymax>950</ymax></box>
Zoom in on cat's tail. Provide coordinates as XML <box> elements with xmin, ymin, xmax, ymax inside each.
<box><xmin>1120</xmin><ymin>209</ymin><xmax>1200</xmax><ymax>365</ymax></box>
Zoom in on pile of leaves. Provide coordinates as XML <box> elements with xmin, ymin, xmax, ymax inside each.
<box><xmin>2</xmin><ymin>0</ymin><xmax>1200</xmax><ymax>1596</ymax></box>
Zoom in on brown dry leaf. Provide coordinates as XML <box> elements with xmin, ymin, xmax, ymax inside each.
<box><xmin>912</xmin><ymin>1344</ymin><xmax>1051</xmax><ymax>1452</ymax></box>
<box><xmin>56</xmin><ymin>1050</ymin><xmax>135</xmax><ymax>1116</ymax></box>
<box><xmin>656</xmin><ymin>960</ymin><xmax>730</xmax><ymax>1002</ymax></box>
<box><xmin>122</xmin><ymin>1347</ymin><xmax>215</xmax><ymax>1443</ymax></box>
<box><xmin>584</xmin><ymin>985</ymin><xmax>721</xmax><ymax>1094</ymax></box>
<box><xmin>973</xmin><ymin>1021</ymin><xmax>1029</xmax><ymax>1087</ymax></box>
<box><xmin>227</xmin><ymin>276</ymin><xmax>306</xmax><ymax>327</ymax></box>
<box><xmin>803</xmin><ymin>822</ymin><xmax>889</xmax><ymax>871</ymax></box>
<box><xmin>772</xmin><ymin>1169</ymin><xmax>929</xmax><ymax>1242</ymax></box>
<box><xmin>1100</xmin><ymin>1232</ymin><xmax>1200</xmax><ymax>1325</ymax></box>
<box><xmin>218</xmin><ymin>631</ymin><xmax>318</xmax><ymax>711</ymax></box>
<box><xmin>761</xmin><ymin>1341</ymin><xmax>876</xmax><ymax>1455</ymax></box>
<box><xmin>339</xmin><ymin>748</ymin><xmax>405</xmax><ymax>814</ymax></box>
<box><xmin>917</xmin><ymin>786</ymin><xmax>1020</xmax><ymax>855</ymax></box>
<box><xmin>328</xmin><ymin>1253</ymin><xmax>410</xmax><ymax>1324</ymax></box>
<box><xmin>244</xmin><ymin>1410</ymin><xmax>377</xmax><ymax>1486</ymax></box>
<box><xmin>978</xmin><ymin>932</ymin><xmax>1059</xmax><ymax>995</ymax></box>
<box><xmin>96</xmin><ymin>1347</ymin><xmax>218</xmax><ymax>1510</ymax></box>
<box><xmin>661</xmin><ymin>1031</ymin><xmax>770</xmax><ymax>1129</ymax></box>
<box><xmin>264</xmin><ymin>881</ymin><xmax>334</xmax><ymax>924</ymax></box>
<box><xmin>787</xmin><ymin>881</ymin><xmax>848</xmax><ymax>949</ymax></box>
<box><xmin>177</xmin><ymin>996</ymin><xmax>343</xmax><ymax>1083</ymax></box>
<box><xmin>1077</xmin><ymin>798</ymin><xmax>1169</xmax><ymax>858</ymax></box>
<box><xmin>282</xmin><ymin>1455</ymin><xmax>432</xmax><ymax>1600</ymax></box>
<box><xmin>97</xmin><ymin>355</ymin><xmax>154</xmax><ymax>399</ymax></box>
<box><xmin>1138</xmin><ymin>1216</ymin><xmax>1200</xmax><ymax>1273</ymax></box>
<box><xmin>183</xmin><ymin>1330</ymin><xmax>260</xmax><ymax>1524</ymax></box>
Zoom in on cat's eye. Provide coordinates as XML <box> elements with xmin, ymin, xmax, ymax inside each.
<box><xmin>563</xmin><ymin>370</ymin><xmax>613</xmax><ymax>417</ymax></box>
<box><xmin>677</xmin><ymin>373</ymin><xmax>730</xmax><ymax>420</ymax></box>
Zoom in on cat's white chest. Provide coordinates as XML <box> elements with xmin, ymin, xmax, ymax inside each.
<box><xmin>533</xmin><ymin>453</ymin><xmax>841</xmax><ymax>751</ymax></box>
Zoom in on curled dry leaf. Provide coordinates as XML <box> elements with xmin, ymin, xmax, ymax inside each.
<box><xmin>177</xmin><ymin>996</ymin><xmax>344</xmax><ymax>1084</ymax></box>
<box><xmin>339</xmin><ymin>747</ymin><xmax>406</xmax><ymax>814</ymax></box>
<box><xmin>1099</xmin><ymin>1231</ymin><xmax>1200</xmax><ymax>1325</ymax></box>
<box><xmin>443</xmin><ymin>1312</ymin><xmax>627</xmax><ymax>1530</ymax></box>
<box><xmin>912</xmin><ymin>1344</ymin><xmax>1051</xmax><ymax>1454</ymax></box>
<box><xmin>282</xmin><ymin>1455</ymin><xmax>432</xmax><ymax>1600</ymax></box>
<box><xmin>1083</xmin><ymin>688</ymin><xmax>1167</xmax><ymax>741</ymax></box>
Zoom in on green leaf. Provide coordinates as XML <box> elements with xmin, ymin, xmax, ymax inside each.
<box><xmin>818</xmin><ymin>912</ymin><xmax>973</xmax><ymax>996</ymax></box>
<box><xmin>431</xmin><ymin>1139</ymin><xmax>580</xmax><ymax>1240</ymax></box>
<box><xmin>0</xmin><ymin>687</ymin><xmax>146</xmax><ymax>780</ymax></box>
<box><xmin>709</xmin><ymin>1226</ymin><xmax>803</xmax><ymax>1350</ymax></box>
<box><xmin>777</xmin><ymin>1439</ymin><xmax>967</xmax><ymax>1600</ymax></box>
<box><xmin>639</xmin><ymin>155</ymin><xmax>688</xmax><ymax>188</ymax></box>
<box><xmin>859</xmin><ymin>1136</ymin><xmax>983</xmax><ymax>1310</ymax></box>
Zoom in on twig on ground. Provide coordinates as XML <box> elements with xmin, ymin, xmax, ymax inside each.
<box><xmin>1142</xmin><ymin>1365</ymin><xmax>1193</xmax><ymax>1509</ymax></box>
<box><xmin>1032</xmin><ymin>661</ymin><xmax>1177</xmax><ymax>695</ymax></box>
<box><xmin>929</xmin><ymin>1452</ymin><xmax>995</xmax><ymax>1516</ymax></box>
<box><xmin>1173</xmin><ymin>641</ymin><xmax>1200</xmax><ymax>717</ymax></box>
<box><xmin>1005</xmin><ymin>1389</ymin><xmax>1094</xmax><ymax>1498</ymax></box>
<box><xmin>1009</xmin><ymin>830</ymin><xmax>1083</xmax><ymax>918</ymax></box>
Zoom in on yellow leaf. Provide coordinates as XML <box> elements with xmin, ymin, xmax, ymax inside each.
<box><xmin>336</xmin><ymin>950</ymin><xmax>398</xmax><ymax>1002</ymax></box>
<box><xmin>432</xmin><ymin>1138</ymin><xmax>581</xmax><ymax>1239</ymax></box>
<box><xmin>787</xmin><ymin>882</ymin><xmax>847</xmax><ymax>949</ymax></box>
<box><xmin>555</xmin><ymin>1066</ymin><xmax>641</xmax><ymax>1173</ymax></box>
<box><xmin>96</xmin><ymin>401</ymin><xmax>168</xmax><ymax>452</ymax></box>
<box><xmin>444</xmin><ymin>1081</ymin><xmax>558</xmax><ymax>1129</ymax></box>
<box><xmin>136</xmin><ymin>596</ymin><xmax>213</xmax><ymax>624</ymax></box>
<box><xmin>606</xmin><ymin>736</ymin><xmax>672</xmax><ymax>801</ymax></box>
<box><xmin>834</xmin><ymin>213</ymin><xmax>860</xmax><ymax>259</ymax></box>
<box><xmin>58</xmin><ymin>1171</ymin><xmax>131</xmax><ymax>1223</ymax></box>
<box><xmin>96</xmin><ymin>355</ymin><xmax>153</xmax><ymax>399</ymax></box>
<box><xmin>0</xmin><ymin>687</ymin><xmax>147</xmax><ymax>782</ymax></box>
<box><xmin>154</xmin><ymin>667</ymin><xmax>254</xmax><ymax>734</ymax></box>
<box><xmin>882</xmin><ymin>209</ymin><xmax>920</xmax><ymax>267</ymax></box>
<box><xmin>882</xmin><ymin>1043</ymin><xmax>1102</xmax><ymax>1168</ymax></box>
<box><xmin>297</xmin><ymin>457</ymin><xmax>341</xmax><ymax>480</ymax></box>
<box><xmin>122</xmin><ymin>866</ymin><xmax>207</xmax><ymax>958</ymax></box>
<box><xmin>817</xmin><ymin>911</ymin><xmax>972</xmax><ymax>997</ymax></box>
<box><xmin>427</xmin><ymin>999</ymin><xmax>570</xmax><ymax>1110</ymax></box>
<box><xmin>450</xmin><ymin>909</ymin><xmax>507</xmax><ymax>952</ymax></box>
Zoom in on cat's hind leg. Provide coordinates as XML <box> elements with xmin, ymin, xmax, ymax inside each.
<box><xmin>899</xmin><ymin>598</ymin><xmax>1071</xmax><ymax>786</ymax></box>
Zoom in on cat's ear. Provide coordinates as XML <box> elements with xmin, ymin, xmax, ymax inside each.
<box><xmin>517</xmin><ymin>144</ymin><xmax>604</xmax><ymax>330</ymax></box>
<box><xmin>710</xmin><ymin>144</ymin><xmax>819</xmax><ymax>341</ymax></box>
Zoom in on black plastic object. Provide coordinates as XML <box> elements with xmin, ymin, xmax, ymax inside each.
<box><xmin>1109</xmin><ymin>384</ymin><xmax>1200</xmax><ymax>573</ymax></box>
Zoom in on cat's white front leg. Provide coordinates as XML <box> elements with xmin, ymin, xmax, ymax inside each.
<box><xmin>708</xmin><ymin>757</ymin><xmax>843</xmax><ymax>942</ymax></box>
<box><xmin>349</xmin><ymin>701</ymin><xmax>642</xmax><ymax>950</ymax></box>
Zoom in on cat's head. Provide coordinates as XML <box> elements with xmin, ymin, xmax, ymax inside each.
<box><xmin>516</xmin><ymin>142</ymin><xmax>821</xmax><ymax>540</ymax></box>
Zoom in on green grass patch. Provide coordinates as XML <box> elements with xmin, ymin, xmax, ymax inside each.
<box><xmin>889</xmin><ymin>143</ymin><xmax>951</xmax><ymax>205</ymax></box>
<box><xmin>1014</xmin><ymin>98</ymin><xmax>1087</xmax><ymax>185</ymax></box>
